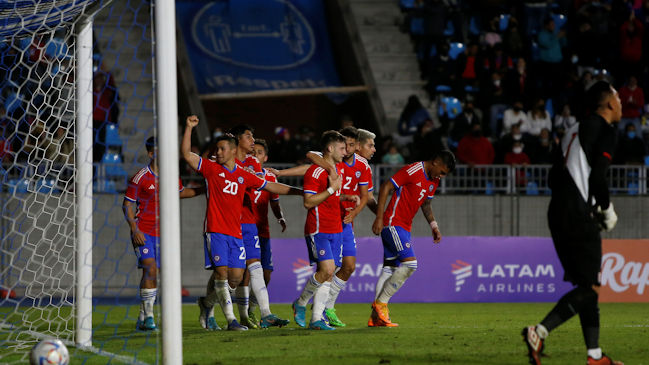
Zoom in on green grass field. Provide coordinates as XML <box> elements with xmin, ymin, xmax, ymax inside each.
<box><xmin>3</xmin><ymin>302</ymin><xmax>648</xmax><ymax>364</ymax></box>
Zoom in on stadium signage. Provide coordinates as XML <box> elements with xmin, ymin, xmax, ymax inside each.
<box><xmin>600</xmin><ymin>240</ymin><xmax>649</xmax><ymax>302</ymax></box>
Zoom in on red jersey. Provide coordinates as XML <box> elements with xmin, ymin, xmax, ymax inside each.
<box><xmin>357</xmin><ymin>154</ymin><xmax>374</xmax><ymax>193</ymax></box>
<box><xmin>125</xmin><ymin>166</ymin><xmax>184</xmax><ymax>237</ymax></box>
<box><xmin>236</xmin><ymin>155</ymin><xmax>263</xmax><ymax>225</ymax></box>
<box><xmin>198</xmin><ymin>158</ymin><xmax>267</xmax><ymax>238</ymax></box>
<box><xmin>253</xmin><ymin>169</ymin><xmax>280</xmax><ymax>238</ymax></box>
<box><xmin>383</xmin><ymin>162</ymin><xmax>439</xmax><ymax>231</ymax></box>
<box><xmin>303</xmin><ymin>164</ymin><xmax>342</xmax><ymax>235</ymax></box>
<box><xmin>339</xmin><ymin>154</ymin><xmax>372</xmax><ymax>219</ymax></box>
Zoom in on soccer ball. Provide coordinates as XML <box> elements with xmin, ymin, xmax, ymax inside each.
<box><xmin>29</xmin><ymin>339</ymin><xmax>69</xmax><ymax>365</ymax></box>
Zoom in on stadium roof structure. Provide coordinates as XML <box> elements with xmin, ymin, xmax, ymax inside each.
<box><xmin>0</xmin><ymin>0</ymin><xmax>100</xmax><ymax>37</ymax></box>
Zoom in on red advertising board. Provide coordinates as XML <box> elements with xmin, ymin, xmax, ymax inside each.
<box><xmin>600</xmin><ymin>240</ymin><xmax>649</xmax><ymax>302</ymax></box>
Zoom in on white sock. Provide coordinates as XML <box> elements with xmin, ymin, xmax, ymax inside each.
<box><xmin>249</xmin><ymin>291</ymin><xmax>258</xmax><ymax>315</ymax></box>
<box><xmin>297</xmin><ymin>273</ymin><xmax>321</xmax><ymax>307</ymax></box>
<box><xmin>234</xmin><ymin>286</ymin><xmax>249</xmax><ymax>320</ymax></box>
<box><xmin>311</xmin><ymin>281</ymin><xmax>331</xmax><ymax>323</ymax></box>
<box><xmin>536</xmin><ymin>324</ymin><xmax>549</xmax><ymax>339</ymax></box>
<box><xmin>249</xmin><ymin>262</ymin><xmax>272</xmax><ymax>317</ymax></box>
<box><xmin>214</xmin><ymin>279</ymin><xmax>236</xmax><ymax>323</ymax></box>
<box><xmin>587</xmin><ymin>348</ymin><xmax>602</xmax><ymax>360</ymax></box>
<box><xmin>325</xmin><ymin>275</ymin><xmax>347</xmax><ymax>309</ymax></box>
<box><xmin>375</xmin><ymin>266</ymin><xmax>396</xmax><ymax>300</ymax></box>
<box><xmin>377</xmin><ymin>261</ymin><xmax>417</xmax><ymax>303</ymax></box>
<box><xmin>140</xmin><ymin>288</ymin><xmax>156</xmax><ymax>319</ymax></box>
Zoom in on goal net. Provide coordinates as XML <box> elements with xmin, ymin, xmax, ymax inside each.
<box><xmin>0</xmin><ymin>0</ymin><xmax>161</xmax><ymax>363</ymax></box>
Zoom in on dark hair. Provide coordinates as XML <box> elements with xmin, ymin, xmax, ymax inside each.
<box><xmin>228</xmin><ymin>124</ymin><xmax>254</xmax><ymax>141</ymax></box>
<box><xmin>255</xmin><ymin>138</ymin><xmax>269</xmax><ymax>154</ymax></box>
<box><xmin>432</xmin><ymin>149</ymin><xmax>456</xmax><ymax>173</ymax></box>
<box><xmin>339</xmin><ymin>126</ymin><xmax>359</xmax><ymax>140</ymax></box>
<box><xmin>586</xmin><ymin>80</ymin><xmax>614</xmax><ymax>112</ymax></box>
<box><xmin>145</xmin><ymin>136</ymin><xmax>156</xmax><ymax>153</ymax></box>
<box><xmin>320</xmin><ymin>130</ymin><xmax>346</xmax><ymax>152</ymax></box>
<box><xmin>213</xmin><ymin>133</ymin><xmax>237</xmax><ymax>147</ymax></box>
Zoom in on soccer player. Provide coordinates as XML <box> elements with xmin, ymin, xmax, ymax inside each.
<box><xmin>522</xmin><ymin>82</ymin><xmax>623</xmax><ymax>365</ymax></box>
<box><xmin>229</xmin><ymin>124</ymin><xmax>290</xmax><ymax>329</ymax></box>
<box><xmin>123</xmin><ymin>136</ymin><xmax>205</xmax><ymax>331</ymax></box>
<box><xmin>369</xmin><ymin>150</ymin><xmax>455</xmax><ymax>327</ymax></box>
<box><xmin>248</xmin><ymin>139</ymin><xmax>288</xmax><ymax>324</ymax></box>
<box><xmin>181</xmin><ymin>116</ymin><xmax>301</xmax><ymax>331</ymax></box>
<box><xmin>292</xmin><ymin>130</ymin><xmax>359</xmax><ymax>330</ymax></box>
<box><xmin>322</xmin><ymin>126</ymin><xmax>371</xmax><ymax>327</ymax></box>
<box><xmin>355</xmin><ymin>128</ymin><xmax>378</xmax><ymax>213</ymax></box>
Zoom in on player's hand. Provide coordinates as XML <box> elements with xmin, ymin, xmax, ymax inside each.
<box><xmin>186</xmin><ymin>115</ymin><xmax>199</xmax><ymax>128</ymax></box>
<box><xmin>329</xmin><ymin>173</ymin><xmax>342</xmax><ymax>191</ymax></box>
<box><xmin>131</xmin><ymin>229</ymin><xmax>146</xmax><ymax>247</ymax></box>
<box><xmin>267</xmin><ymin>167</ymin><xmax>281</xmax><ymax>177</ymax></box>
<box><xmin>372</xmin><ymin>217</ymin><xmax>383</xmax><ymax>235</ymax></box>
<box><xmin>278</xmin><ymin>217</ymin><xmax>287</xmax><ymax>232</ymax></box>
<box><xmin>432</xmin><ymin>227</ymin><xmax>442</xmax><ymax>243</ymax></box>
<box><xmin>343</xmin><ymin>208</ymin><xmax>357</xmax><ymax>224</ymax></box>
<box><xmin>350</xmin><ymin>195</ymin><xmax>361</xmax><ymax>207</ymax></box>
<box><xmin>596</xmin><ymin>202</ymin><xmax>618</xmax><ymax>232</ymax></box>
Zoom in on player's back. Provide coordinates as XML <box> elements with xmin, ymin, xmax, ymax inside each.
<box><xmin>339</xmin><ymin>155</ymin><xmax>371</xmax><ymax>219</ymax></box>
<box><xmin>303</xmin><ymin>164</ymin><xmax>342</xmax><ymax>235</ymax></box>
<box><xmin>383</xmin><ymin>162</ymin><xmax>439</xmax><ymax>231</ymax></box>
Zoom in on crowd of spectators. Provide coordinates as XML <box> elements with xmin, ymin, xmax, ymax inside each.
<box><xmin>391</xmin><ymin>0</ymin><xmax>649</xmax><ymax>167</ymax></box>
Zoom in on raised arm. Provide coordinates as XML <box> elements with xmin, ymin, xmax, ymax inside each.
<box><xmin>371</xmin><ymin>180</ymin><xmax>395</xmax><ymax>235</ymax></box>
<box><xmin>182</xmin><ymin>115</ymin><xmax>201</xmax><ymax>171</ymax></box>
<box><xmin>420</xmin><ymin>199</ymin><xmax>441</xmax><ymax>243</ymax></box>
<box><xmin>306</xmin><ymin>151</ymin><xmax>337</xmax><ymax>178</ymax></box>
<box><xmin>273</xmin><ymin>164</ymin><xmax>311</xmax><ymax>177</ymax></box>
<box><xmin>263</xmin><ymin>181</ymin><xmax>303</xmax><ymax>196</ymax></box>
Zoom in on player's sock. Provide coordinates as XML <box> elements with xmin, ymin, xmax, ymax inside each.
<box><xmin>214</xmin><ymin>279</ymin><xmax>236</xmax><ymax>323</ymax></box>
<box><xmin>297</xmin><ymin>273</ymin><xmax>322</xmax><ymax>307</ymax></box>
<box><xmin>234</xmin><ymin>286</ymin><xmax>249</xmax><ymax>320</ymax></box>
<box><xmin>579</xmin><ymin>295</ymin><xmax>600</xmax><ymax>349</ymax></box>
<box><xmin>311</xmin><ymin>281</ymin><xmax>331</xmax><ymax>324</ymax></box>
<box><xmin>325</xmin><ymin>275</ymin><xmax>347</xmax><ymax>309</ymax></box>
<box><xmin>140</xmin><ymin>288</ymin><xmax>156</xmax><ymax>319</ymax></box>
<box><xmin>377</xmin><ymin>261</ymin><xmax>417</xmax><ymax>303</ymax></box>
<box><xmin>248</xmin><ymin>262</ymin><xmax>271</xmax><ymax>318</ymax></box>
<box><xmin>249</xmin><ymin>291</ymin><xmax>259</xmax><ymax>315</ymax></box>
<box><xmin>540</xmin><ymin>286</ymin><xmax>597</xmax><ymax>332</ymax></box>
<box><xmin>588</xmin><ymin>348</ymin><xmax>603</xmax><ymax>360</ymax></box>
<box><xmin>374</xmin><ymin>266</ymin><xmax>395</xmax><ymax>300</ymax></box>
<box><xmin>536</xmin><ymin>323</ymin><xmax>549</xmax><ymax>339</ymax></box>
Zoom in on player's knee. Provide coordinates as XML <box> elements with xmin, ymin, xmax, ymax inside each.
<box><xmin>339</xmin><ymin>265</ymin><xmax>355</xmax><ymax>278</ymax></box>
<box><xmin>401</xmin><ymin>260</ymin><xmax>418</xmax><ymax>277</ymax></box>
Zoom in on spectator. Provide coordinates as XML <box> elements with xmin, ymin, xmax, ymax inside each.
<box><xmin>504</xmin><ymin>58</ymin><xmax>530</xmax><ymax>104</ymax></box>
<box><xmin>496</xmin><ymin>123</ymin><xmax>535</xmax><ymax>163</ymax></box>
<box><xmin>483</xmin><ymin>43</ymin><xmax>513</xmax><ymax>75</ymax></box>
<box><xmin>271</xmin><ymin>126</ymin><xmax>299</xmax><ymax>163</ymax></box>
<box><xmin>456</xmin><ymin>122</ymin><xmax>495</xmax><ymax>166</ymax></box>
<box><xmin>619</xmin><ymin>13</ymin><xmax>644</xmax><ymax>80</ymax></box>
<box><xmin>398</xmin><ymin>95</ymin><xmax>432</xmax><ymax>136</ymax></box>
<box><xmin>450</xmin><ymin>99</ymin><xmax>481</xmax><ymax>143</ymax></box>
<box><xmin>381</xmin><ymin>144</ymin><xmax>405</xmax><ymax>165</ymax></box>
<box><xmin>618</xmin><ymin>75</ymin><xmax>645</xmax><ymax>132</ymax></box>
<box><xmin>502</xmin><ymin>100</ymin><xmax>530</xmax><ymax>137</ymax></box>
<box><xmin>457</xmin><ymin>42</ymin><xmax>481</xmax><ymax>90</ymax></box>
<box><xmin>481</xmin><ymin>71</ymin><xmax>509</xmax><ymax>138</ymax></box>
<box><xmin>523</xmin><ymin>97</ymin><xmax>552</xmax><ymax>136</ymax></box>
<box><xmin>504</xmin><ymin>140</ymin><xmax>531</xmax><ymax>186</ymax></box>
<box><xmin>614</xmin><ymin>122</ymin><xmax>646</xmax><ymax>164</ymax></box>
<box><xmin>529</xmin><ymin>128</ymin><xmax>554</xmax><ymax>164</ymax></box>
<box><xmin>426</xmin><ymin>42</ymin><xmax>459</xmax><ymax>95</ymax></box>
<box><xmin>503</xmin><ymin>16</ymin><xmax>525</xmax><ymax>58</ymax></box>
<box><xmin>483</xmin><ymin>16</ymin><xmax>503</xmax><ymax>47</ymax></box>
<box><xmin>92</xmin><ymin>69</ymin><xmax>120</xmax><ymax>162</ymax></box>
<box><xmin>553</xmin><ymin>104</ymin><xmax>577</xmax><ymax>133</ymax></box>
<box><xmin>537</xmin><ymin>17</ymin><xmax>566</xmax><ymax>97</ymax></box>
<box><xmin>573</xmin><ymin>21</ymin><xmax>600</xmax><ymax>72</ymax></box>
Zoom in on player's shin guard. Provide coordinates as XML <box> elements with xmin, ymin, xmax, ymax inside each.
<box><xmin>140</xmin><ymin>288</ymin><xmax>156</xmax><ymax>320</ymax></box>
<box><xmin>541</xmin><ymin>285</ymin><xmax>597</xmax><ymax>332</ymax></box>
<box><xmin>579</xmin><ymin>294</ymin><xmax>600</xmax><ymax>350</ymax></box>
<box><xmin>325</xmin><ymin>275</ymin><xmax>347</xmax><ymax>309</ymax></box>
<box><xmin>234</xmin><ymin>286</ymin><xmax>249</xmax><ymax>320</ymax></box>
<box><xmin>214</xmin><ymin>279</ymin><xmax>236</xmax><ymax>323</ymax></box>
<box><xmin>248</xmin><ymin>262</ymin><xmax>271</xmax><ymax>317</ymax></box>
<box><xmin>311</xmin><ymin>281</ymin><xmax>331</xmax><ymax>324</ymax></box>
<box><xmin>297</xmin><ymin>273</ymin><xmax>322</xmax><ymax>306</ymax></box>
<box><xmin>374</xmin><ymin>266</ymin><xmax>396</xmax><ymax>300</ymax></box>
<box><xmin>377</xmin><ymin>261</ymin><xmax>417</xmax><ymax>304</ymax></box>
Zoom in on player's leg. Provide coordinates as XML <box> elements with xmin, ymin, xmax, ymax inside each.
<box><xmin>224</xmin><ymin>237</ymin><xmax>247</xmax><ymax>331</ymax></box>
<box><xmin>237</xmin><ymin>224</ymin><xmax>258</xmax><ymax>328</ymax></box>
<box><xmin>325</xmin><ymin>227</ymin><xmax>352</xmax><ymax>327</ymax></box>
<box><xmin>250</xmin><ymin>236</ymin><xmax>272</xmax><ymax>321</ymax></box>
<box><xmin>293</xmin><ymin>233</ymin><xmax>335</xmax><ymax>330</ymax></box>
<box><xmin>134</xmin><ymin>233</ymin><xmax>158</xmax><ymax>331</ymax></box>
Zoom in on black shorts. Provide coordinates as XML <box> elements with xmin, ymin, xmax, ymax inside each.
<box><xmin>548</xmin><ymin>193</ymin><xmax>602</xmax><ymax>287</ymax></box>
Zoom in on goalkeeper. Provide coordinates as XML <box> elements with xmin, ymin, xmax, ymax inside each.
<box><xmin>522</xmin><ymin>81</ymin><xmax>623</xmax><ymax>365</ymax></box>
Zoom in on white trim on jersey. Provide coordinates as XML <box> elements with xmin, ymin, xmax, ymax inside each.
<box><xmin>387</xmin><ymin>192</ymin><xmax>401</xmax><ymax>227</ymax></box>
<box><xmin>314</xmin><ymin>206</ymin><xmax>320</xmax><ymax>234</ymax></box>
<box><xmin>132</xmin><ymin>167</ymin><xmax>148</xmax><ymax>184</ymax></box>
<box><xmin>312</xmin><ymin>166</ymin><xmax>326</xmax><ymax>180</ymax></box>
<box><xmin>562</xmin><ymin>124</ymin><xmax>591</xmax><ymax>203</ymax></box>
<box><xmin>407</xmin><ymin>162</ymin><xmax>423</xmax><ymax>176</ymax></box>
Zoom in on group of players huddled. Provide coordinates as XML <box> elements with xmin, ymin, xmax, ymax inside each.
<box><xmin>123</xmin><ymin>115</ymin><xmax>455</xmax><ymax>331</ymax></box>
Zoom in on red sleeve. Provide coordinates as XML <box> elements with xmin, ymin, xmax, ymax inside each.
<box><xmin>197</xmin><ymin>157</ymin><xmax>215</xmax><ymax>178</ymax></box>
<box><xmin>267</xmin><ymin>173</ymin><xmax>279</xmax><ymax>201</ymax></box>
<box><xmin>390</xmin><ymin>165</ymin><xmax>412</xmax><ymax>189</ymax></box>
<box><xmin>243</xmin><ymin>169</ymin><xmax>267</xmax><ymax>190</ymax></box>
<box><xmin>303</xmin><ymin>166</ymin><xmax>324</xmax><ymax>194</ymax></box>
<box><xmin>359</xmin><ymin>165</ymin><xmax>371</xmax><ymax>186</ymax></box>
<box><xmin>125</xmin><ymin>175</ymin><xmax>138</xmax><ymax>202</ymax></box>
<box><xmin>427</xmin><ymin>179</ymin><xmax>439</xmax><ymax>199</ymax></box>
<box><xmin>178</xmin><ymin>178</ymin><xmax>184</xmax><ymax>192</ymax></box>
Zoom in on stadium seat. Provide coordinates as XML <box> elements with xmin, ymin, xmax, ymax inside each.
<box><xmin>485</xmin><ymin>181</ymin><xmax>494</xmax><ymax>195</ymax></box>
<box><xmin>410</xmin><ymin>17</ymin><xmax>425</xmax><ymax>36</ymax></box>
<box><xmin>4</xmin><ymin>91</ymin><xmax>23</xmax><ymax>114</ymax></box>
<box><xmin>438</xmin><ymin>96</ymin><xmax>462</xmax><ymax>119</ymax></box>
<box><xmin>104</xmin><ymin>123</ymin><xmax>122</xmax><ymax>147</ymax></box>
<box><xmin>627</xmin><ymin>182</ymin><xmax>639</xmax><ymax>195</ymax></box>
<box><xmin>44</xmin><ymin>38</ymin><xmax>70</xmax><ymax>59</ymax></box>
<box><xmin>545</xmin><ymin>98</ymin><xmax>554</xmax><ymax>119</ymax></box>
<box><xmin>8</xmin><ymin>178</ymin><xmax>29</xmax><ymax>193</ymax></box>
<box><xmin>499</xmin><ymin>14</ymin><xmax>510</xmax><ymax>32</ymax></box>
<box><xmin>37</xmin><ymin>178</ymin><xmax>61</xmax><ymax>194</ymax></box>
<box><xmin>464</xmin><ymin>85</ymin><xmax>479</xmax><ymax>94</ymax></box>
<box><xmin>551</xmin><ymin>13</ymin><xmax>566</xmax><ymax>34</ymax></box>
<box><xmin>644</xmin><ymin>155</ymin><xmax>649</xmax><ymax>166</ymax></box>
<box><xmin>435</xmin><ymin>85</ymin><xmax>452</xmax><ymax>93</ymax></box>
<box><xmin>400</xmin><ymin>0</ymin><xmax>415</xmax><ymax>10</ymax></box>
<box><xmin>94</xmin><ymin>178</ymin><xmax>117</xmax><ymax>194</ymax></box>
<box><xmin>526</xmin><ymin>181</ymin><xmax>539</xmax><ymax>195</ymax></box>
<box><xmin>530</xmin><ymin>41</ymin><xmax>540</xmax><ymax>62</ymax></box>
<box><xmin>448</xmin><ymin>42</ymin><xmax>464</xmax><ymax>60</ymax></box>
<box><xmin>443</xmin><ymin>20</ymin><xmax>455</xmax><ymax>37</ymax></box>
<box><xmin>469</xmin><ymin>16</ymin><xmax>481</xmax><ymax>36</ymax></box>
<box><xmin>102</xmin><ymin>152</ymin><xmax>127</xmax><ymax>179</ymax></box>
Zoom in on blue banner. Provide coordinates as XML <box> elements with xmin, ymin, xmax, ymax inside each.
<box><xmin>176</xmin><ymin>0</ymin><xmax>341</xmax><ymax>94</ymax></box>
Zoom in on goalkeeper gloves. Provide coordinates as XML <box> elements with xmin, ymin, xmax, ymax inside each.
<box><xmin>596</xmin><ymin>202</ymin><xmax>617</xmax><ymax>232</ymax></box>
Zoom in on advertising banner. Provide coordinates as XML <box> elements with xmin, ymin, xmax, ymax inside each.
<box><xmin>175</xmin><ymin>0</ymin><xmax>341</xmax><ymax>94</ymax></box>
<box><xmin>267</xmin><ymin>237</ymin><xmax>649</xmax><ymax>303</ymax></box>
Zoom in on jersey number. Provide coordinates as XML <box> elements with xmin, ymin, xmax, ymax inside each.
<box><xmin>223</xmin><ymin>180</ymin><xmax>239</xmax><ymax>195</ymax></box>
<box><xmin>343</xmin><ymin>176</ymin><xmax>357</xmax><ymax>192</ymax></box>
<box><xmin>239</xmin><ymin>247</ymin><xmax>246</xmax><ymax>260</ymax></box>
<box><xmin>253</xmin><ymin>190</ymin><xmax>262</xmax><ymax>204</ymax></box>
<box><xmin>418</xmin><ymin>189</ymin><xmax>426</xmax><ymax>201</ymax></box>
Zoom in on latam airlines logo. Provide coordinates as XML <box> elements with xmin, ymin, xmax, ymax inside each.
<box><xmin>450</xmin><ymin>259</ymin><xmax>557</xmax><ymax>294</ymax></box>
<box><xmin>192</xmin><ymin>0</ymin><xmax>315</xmax><ymax>70</ymax></box>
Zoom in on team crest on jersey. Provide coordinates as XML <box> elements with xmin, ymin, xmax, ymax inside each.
<box><xmin>405</xmin><ymin>242</ymin><xmax>411</xmax><ymax>248</ymax></box>
<box><xmin>142</xmin><ymin>248</ymin><xmax>149</xmax><ymax>254</ymax></box>
<box><xmin>237</xmin><ymin>177</ymin><xmax>244</xmax><ymax>184</ymax></box>
<box><xmin>214</xmin><ymin>255</ymin><xmax>220</xmax><ymax>262</ymax></box>
<box><xmin>355</xmin><ymin>171</ymin><xmax>361</xmax><ymax>178</ymax></box>
<box><xmin>319</xmin><ymin>249</ymin><xmax>325</xmax><ymax>256</ymax></box>
<box><xmin>429</xmin><ymin>185</ymin><xmax>434</xmax><ymax>191</ymax></box>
